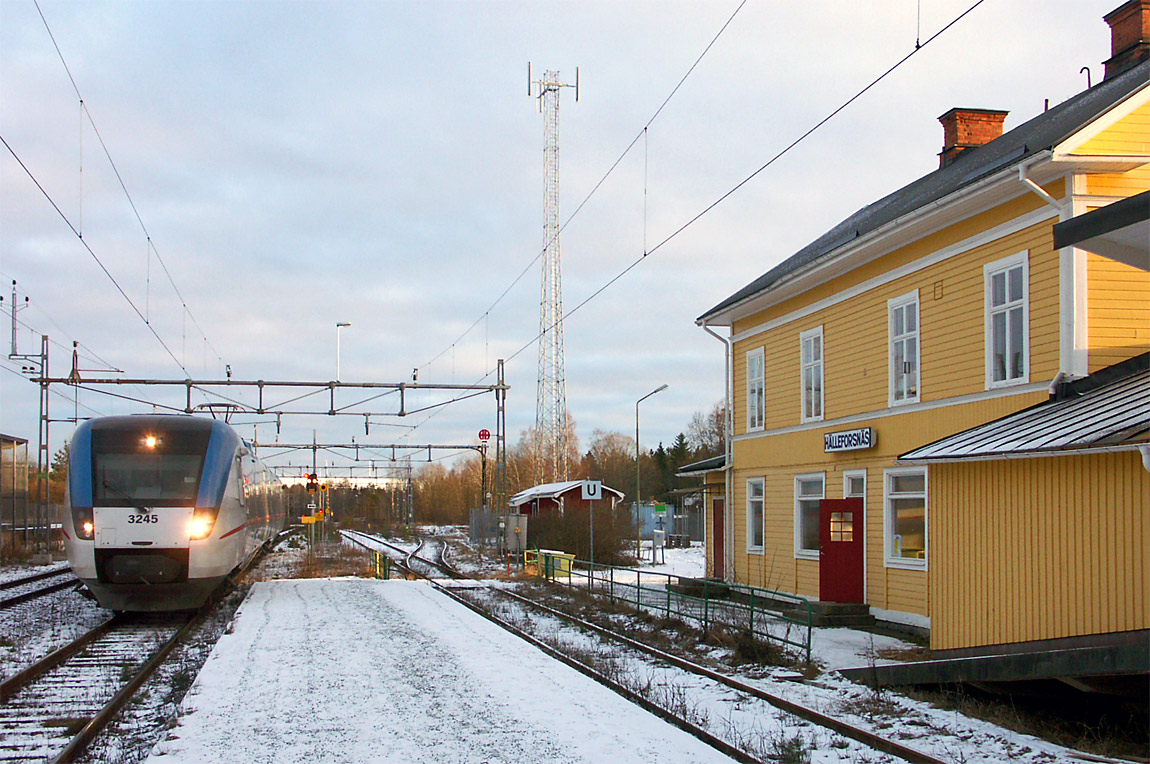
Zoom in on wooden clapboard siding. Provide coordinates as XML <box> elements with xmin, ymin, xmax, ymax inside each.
<box><xmin>1087</xmin><ymin>253</ymin><xmax>1150</xmax><ymax>372</ymax></box>
<box><xmin>929</xmin><ymin>452</ymin><xmax>1149</xmax><ymax>651</ymax></box>
<box><xmin>1085</xmin><ymin>166</ymin><xmax>1150</xmax><ymax>196</ymax></box>
<box><xmin>1072</xmin><ymin>101</ymin><xmax>1150</xmax><ymax>156</ymax></box>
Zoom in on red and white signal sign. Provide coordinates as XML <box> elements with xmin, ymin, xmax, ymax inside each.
<box><xmin>478</xmin><ymin>429</ymin><xmax>491</xmax><ymax>442</ymax></box>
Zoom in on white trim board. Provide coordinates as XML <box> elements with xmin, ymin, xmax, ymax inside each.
<box><xmin>731</xmin><ymin>206</ymin><xmax>1058</xmax><ymax>345</ymax></box>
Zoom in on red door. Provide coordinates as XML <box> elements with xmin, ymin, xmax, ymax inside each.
<box><xmin>819</xmin><ymin>498</ymin><xmax>864</xmax><ymax>603</ymax></box>
<box><xmin>711</xmin><ymin>497</ymin><xmax>725</xmax><ymax>579</ymax></box>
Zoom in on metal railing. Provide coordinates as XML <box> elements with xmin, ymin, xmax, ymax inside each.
<box><xmin>528</xmin><ymin>551</ymin><xmax>812</xmax><ymax>663</ymax></box>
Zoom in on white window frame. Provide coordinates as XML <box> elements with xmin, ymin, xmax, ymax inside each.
<box><xmin>888</xmin><ymin>290</ymin><xmax>920</xmax><ymax>407</ymax></box>
<box><xmin>884</xmin><ymin>467</ymin><xmax>928</xmax><ymax>570</ymax></box>
<box><xmin>793</xmin><ymin>472</ymin><xmax>824</xmax><ymax>560</ymax></box>
<box><xmin>746</xmin><ymin>477</ymin><xmax>765</xmax><ymax>554</ymax></box>
<box><xmin>799</xmin><ymin>326</ymin><xmax>824</xmax><ymax>423</ymax></box>
<box><xmin>746</xmin><ymin>347</ymin><xmax>765</xmax><ymax>432</ymax></box>
<box><xmin>843</xmin><ymin>469</ymin><xmax>867</xmax><ymax>500</ymax></box>
<box><xmin>984</xmin><ymin>251</ymin><xmax>1029</xmax><ymax>389</ymax></box>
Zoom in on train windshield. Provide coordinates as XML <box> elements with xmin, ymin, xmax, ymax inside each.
<box><xmin>92</xmin><ymin>427</ymin><xmax>211</xmax><ymax>507</ymax></box>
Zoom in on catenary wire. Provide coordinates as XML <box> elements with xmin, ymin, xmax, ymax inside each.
<box><xmin>418</xmin><ymin>0</ymin><xmax>749</xmax><ymax>376</ymax></box>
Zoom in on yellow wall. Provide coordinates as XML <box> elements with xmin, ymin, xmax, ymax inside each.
<box><xmin>1072</xmin><ymin>101</ymin><xmax>1150</xmax><ymax>156</ymax></box>
<box><xmin>929</xmin><ymin>452</ymin><xmax>1149</xmax><ymax>651</ymax></box>
<box><xmin>1088</xmin><ymin>253</ymin><xmax>1150</xmax><ymax>371</ymax></box>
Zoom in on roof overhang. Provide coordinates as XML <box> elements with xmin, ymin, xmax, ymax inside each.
<box><xmin>1052</xmin><ymin>190</ymin><xmax>1150</xmax><ymax>271</ymax></box>
<box><xmin>697</xmin><ymin>154</ymin><xmax>1063</xmax><ymax>329</ymax></box>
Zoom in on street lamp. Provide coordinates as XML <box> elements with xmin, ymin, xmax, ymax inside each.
<box><xmin>636</xmin><ymin>383</ymin><xmax>668</xmax><ymax>561</ymax></box>
<box><xmin>335</xmin><ymin>322</ymin><xmax>351</xmax><ymax>381</ymax></box>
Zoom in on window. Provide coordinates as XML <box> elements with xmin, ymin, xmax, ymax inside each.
<box><xmin>800</xmin><ymin>326</ymin><xmax>824</xmax><ymax>422</ymax></box>
<box><xmin>746</xmin><ymin>478</ymin><xmax>764</xmax><ymax>552</ymax></box>
<box><xmin>746</xmin><ymin>348</ymin><xmax>765</xmax><ymax>432</ymax></box>
<box><xmin>885</xmin><ymin>468</ymin><xmax>927</xmax><ymax>568</ymax></box>
<box><xmin>844</xmin><ymin>469</ymin><xmax>866</xmax><ymax>500</ymax></box>
<box><xmin>888</xmin><ymin>291</ymin><xmax>919</xmax><ymax>405</ymax></box>
<box><xmin>794</xmin><ymin>473</ymin><xmax>824</xmax><ymax>558</ymax></box>
<box><xmin>985</xmin><ymin>252</ymin><xmax>1028</xmax><ymax>388</ymax></box>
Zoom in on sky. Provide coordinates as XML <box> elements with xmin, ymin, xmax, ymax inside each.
<box><xmin>0</xmin><ymin>0</ymin><xmax>1117</xmax><ymax>479</ymax></box>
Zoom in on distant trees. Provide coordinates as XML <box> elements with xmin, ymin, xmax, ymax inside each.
<box><xmin>408</xmin><ymin>400</ymin><xmax>728</xmax><ymax>525</ymax></box>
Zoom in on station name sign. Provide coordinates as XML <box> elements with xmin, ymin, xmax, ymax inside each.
<box><xmin>824</xmin><ymin>427</ymin><xmax>875</xmax><ymax>453</ymax></box>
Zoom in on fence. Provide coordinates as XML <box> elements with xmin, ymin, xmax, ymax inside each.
<box><xmin>530</xmin><ymin>551</ymin><xmax>812</xmax><ymax>663</ymax></box>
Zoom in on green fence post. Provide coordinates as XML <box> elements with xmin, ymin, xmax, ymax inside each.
<box><xmin>749</xmin><ymin>587</ymin><xmax>755</xmax><ymax>635</ymax></box>
<box><xmin>703</xmin><ymin>581</ymin><xmax>710</xmax><ymax>633</ymax></box>
<box><xmin>609</xmin><ymin>564</ymin><xmax>614</xmax><ymax>603</ymax></box>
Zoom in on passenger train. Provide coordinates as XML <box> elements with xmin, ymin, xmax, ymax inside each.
<box><xmin>64</xmin><ymin>415</ymin><xmax>286</xmax><ymax>611</ymax></box>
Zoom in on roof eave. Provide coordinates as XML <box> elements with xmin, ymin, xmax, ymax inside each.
<box><xmin>697</xmin><ymin>151</ymin><xmax>1059</xmax><ymax>328</ymax></box>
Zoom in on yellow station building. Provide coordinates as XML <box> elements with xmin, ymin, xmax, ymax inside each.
<box><xmin>696</xmin><ymin>2</ymin><xmax>1149</xmax><ymax>661</ymax></box>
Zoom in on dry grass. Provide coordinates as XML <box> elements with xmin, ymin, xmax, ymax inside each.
<box><xmin>295</xmin><ymin>541</ymin><xmax>375</xmax><ymax>579</ymax></box>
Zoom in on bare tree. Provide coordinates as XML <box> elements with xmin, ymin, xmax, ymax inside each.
<box><xmin>686</xmin><ymin>401</ymin><xmax>726</xmax><ymax>457</ymax></box>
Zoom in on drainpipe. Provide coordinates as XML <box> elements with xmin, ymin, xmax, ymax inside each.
<box><xmin>703</xmin><ymin>322</ymin><xmax>733</xmax><ymax>583</ymax></box>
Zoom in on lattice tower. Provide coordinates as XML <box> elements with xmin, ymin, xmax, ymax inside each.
<box><xmin>531</xmin><ymin>68</ymin><xmax>576</xmax><ymax>484</ymax></box>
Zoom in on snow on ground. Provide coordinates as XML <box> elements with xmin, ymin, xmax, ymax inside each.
<box><xmin>0</xmin><ymin>560</ymin><xmax>70</xmax><ymax>585</ymax></box>
<box><xmin>146</xmin><ymin>579</ymin><xmax>740</xmax><ymax>764</ymax></box>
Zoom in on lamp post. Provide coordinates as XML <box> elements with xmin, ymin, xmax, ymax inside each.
<box><xmin>635</xmin><ymin>383</ymin><xmax>668</xmax><ymax>560</ymax></box>
<box><xmin>335</xmin><ymin>322</ymin><xmax>351</xmax><ymax>381</ymax></box>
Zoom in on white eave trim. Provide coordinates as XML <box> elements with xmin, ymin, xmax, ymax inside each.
<box><xmin>1052</xmin><ymin>79</ymin><xmax>1150</xmax><ymax>158</ymax></box>
<box><xmin>899</xmin><ymin>442</ymin><xmax>1147</xmax><ymax>464</ymax></box>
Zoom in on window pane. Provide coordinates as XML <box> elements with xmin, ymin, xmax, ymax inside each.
<box><xmin>892</xmin><ymin>306</ymin><xmax>904</xmax><ymax>337</ymax></box>
<box><xmin>802</xmin><ymin>338</ymin><xmax>812</xmax><ymax>365</ymax></box>
<box><xmin>799</xmin><ymin>478</ymin><xmax>822</xmax><ymax>497</ymax></box>
<box><xmin>751</xmin><ymin>501</ymin><xmax>763</xmax><ymax>547</ymax></box>
<box><xmin>1008</xmin><ymin>265</ymin><xmax>1023</xmax><ymax>303</ymax></box>
<box><xmin>846</xmin><ymin>476</ymin><xmax>865</xmax><ymax>497</ymax></box>
<box><xmin>1009</xmin><ymin>306</ymin><xmax>1024</xmax><ymax>379</ymax></box>
<box><xmin>800</xmin><ymin>499</ymin><xmax>820</xmax><ymax>550</ymax></box>
<box><xmin>892</xmin><ymin>497</ymin><xmax>925</xmax><ymax>558</ymax></box>
<box><xmin>812</xmin><ymin>373</ymin><xmax>822</xmax><ymax>416</ymax></box>
<box><xmin>992</xmin><ymin>312</ymin><xmax>1006</xmax><ymax>382</ymax></box>
<box><xmin>749</xmin><ymin>480</ymin><xmax>764</xmax><ymax>499</ymax></box>
<box><xmin>891</xmin><ymin>473</ymin><xmax>925</xmax><ymax>493</ymax></box>
<box><xmin>905</xmin><ymin>301</ymin><xmax>917</xmax><ymax>332</ymax></box>
<box><xmin>906</xmin><ymin>337</ymin><xmax>917</xmax><ymax>377</ymax></box>
<box><xmin>812</xmin><ymin>335</ymin><xmax>821</xmax><ymax>361</ymax></box>
<box><xmin>992</xmin><ymin>271</ymin><xmax>1006</xmax><ymax>307</ymax></box>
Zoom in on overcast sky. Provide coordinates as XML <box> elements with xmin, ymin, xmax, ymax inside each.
<box><xmin>0</xmin><ymin>0</ymin><xmax>1116</xmax><ymax>477</ymax></box>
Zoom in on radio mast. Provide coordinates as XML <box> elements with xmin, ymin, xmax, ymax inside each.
<box><xmin>529</xmin><ymin>64</ymin><xmax>579</xmax><ymax>485</ymax></box>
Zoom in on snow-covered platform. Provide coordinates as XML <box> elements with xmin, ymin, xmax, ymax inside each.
<box><xmin>147</xmin><ymin>579</ymin><xmax>736</xmax><ymax>764</ymax></box>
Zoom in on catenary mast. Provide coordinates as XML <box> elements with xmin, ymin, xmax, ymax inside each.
<box><xmin>529</xmin><ymin>65</ymin><xmax>578</xmax><ymax>484</ymax></box>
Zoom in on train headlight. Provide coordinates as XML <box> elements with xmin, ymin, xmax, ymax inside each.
<box><xmin>188</xmin><ymin>509</ymin><xmax>217</xmax><ymax>540</ymax></box>
<box><xmin>72</xmin><ymin>507</ymin><xmax>94</xmax><ymax>540</ymax></box>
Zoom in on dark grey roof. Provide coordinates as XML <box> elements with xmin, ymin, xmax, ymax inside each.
<box><xmin>699</xmin><ymin>61</ymin><xmax>1150</xmax><ymax>323</ymax></box>
<box><xmin>900</xmin><ymin>354</ymin><xmax>1150</xmax><ymax>461</ymax></box>
<box><xmin>675</xmin><ymin>454</ymin><xmax>726</xmax><ymax>476</ymax></box>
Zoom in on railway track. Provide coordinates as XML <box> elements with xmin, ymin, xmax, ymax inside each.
<box><xmin>0</xmin><ymin>612</ymin><xmax>194</xmax><ymax>763</ymax></box>
<box><xmin>0</xmin><ymin>568</ymin><xmax>79</xmax><ymax>611</ymax></box>
<box><xmin>0</xmin><ymin>533</ymin><xmax>292</xmax><ymax>763</ymax></box>
<box><xmin>342</xmin><ymin>530</ymin><xmax>945</xmax><ymax>764</ymax></box>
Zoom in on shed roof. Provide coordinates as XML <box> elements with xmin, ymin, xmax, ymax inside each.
<box><xmin>900</xmin><ymin>354</ymin><xmax>1149</xmax><ymax>462</ymax></box>
<box><xmin>699</xmin><ymin>61</ymin><xmax>1150</xmax><ymax>325</ymax></box>
<box><xmin>508</xmin><ymin>480</ymin><xmax>625</xmax><ymax>507</ymax></box>
<box><xmin>675</xmin><ymin>454</ymin><xmax>726</xmax><ymax>477</ymax></box>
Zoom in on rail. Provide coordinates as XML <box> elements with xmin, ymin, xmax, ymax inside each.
<box><xmin>529</xmin><ymin>551</ymin><xmax>813</xmax><ymax>663</ymax></box>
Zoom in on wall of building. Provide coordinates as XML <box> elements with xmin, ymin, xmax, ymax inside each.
<box><xmin>929</xmin><ymin>451</ymin><xmax>1149</xmax><ymax>652</ymax></box>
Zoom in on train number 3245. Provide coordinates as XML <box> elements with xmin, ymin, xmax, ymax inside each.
<box><xmin>128</xmin><ymin>514</ymin><xmax>158</xmax><ymax>524</ymax></box>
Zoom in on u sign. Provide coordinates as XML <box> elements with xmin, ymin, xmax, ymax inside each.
<box><xmin>581</xmin><ymin>480</ymin><xmax>602</xmax><ymax>501</ymax></box>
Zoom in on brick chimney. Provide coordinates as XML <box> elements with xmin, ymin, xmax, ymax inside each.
<box><xmin>937</xmin><ymin>108</ymin><xmax>1008</xmax><ymax>168</ymax></box>
<box><xmin>1103</xmin><ymin>0</ymin><xmax>1150</xmax><ymax>79</ymax></box>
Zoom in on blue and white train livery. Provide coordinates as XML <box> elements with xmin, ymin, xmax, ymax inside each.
<box><xmin>64</xmin><ymin>415</ymin><xmax>286</xmax><ymax>611</ymax></box>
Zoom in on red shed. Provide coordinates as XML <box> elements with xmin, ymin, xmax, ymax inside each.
<box><xmin>508</xmin><ymin>480</ymin><xmax>624</xmax><ymax>517</ymax></box>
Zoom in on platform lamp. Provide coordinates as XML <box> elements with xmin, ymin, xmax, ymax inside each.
<box><xmin>635</xmin><ymin>384</ymin><xmax>668</xmax><ymax>560</ymax></box>
<box><xmin>336</xmin><ymin>322</ymin><xmax>351</xmax><ymax>381</ymax></box>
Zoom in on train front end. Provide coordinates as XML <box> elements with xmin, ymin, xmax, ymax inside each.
<box><xmin>64</xmin><ymin>415</ymin><xmax>242</xmax><ymax>611</ymax></box>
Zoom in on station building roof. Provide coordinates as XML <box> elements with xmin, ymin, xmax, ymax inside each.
<box><xmin>698</xmin><ymin>60</ymin><xmax>1150</xmax><ymax>327</ymax></box>
<box><xmin>900</xmin><ymin>354</ymin><xmax>1149</xmax><ymax>462</ymax></box>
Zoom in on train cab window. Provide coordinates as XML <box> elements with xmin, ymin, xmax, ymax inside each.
<box><xmin>92</xmin><ymin>428</ymin><xmax>209</xmax><ymax>507</ymax></box>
